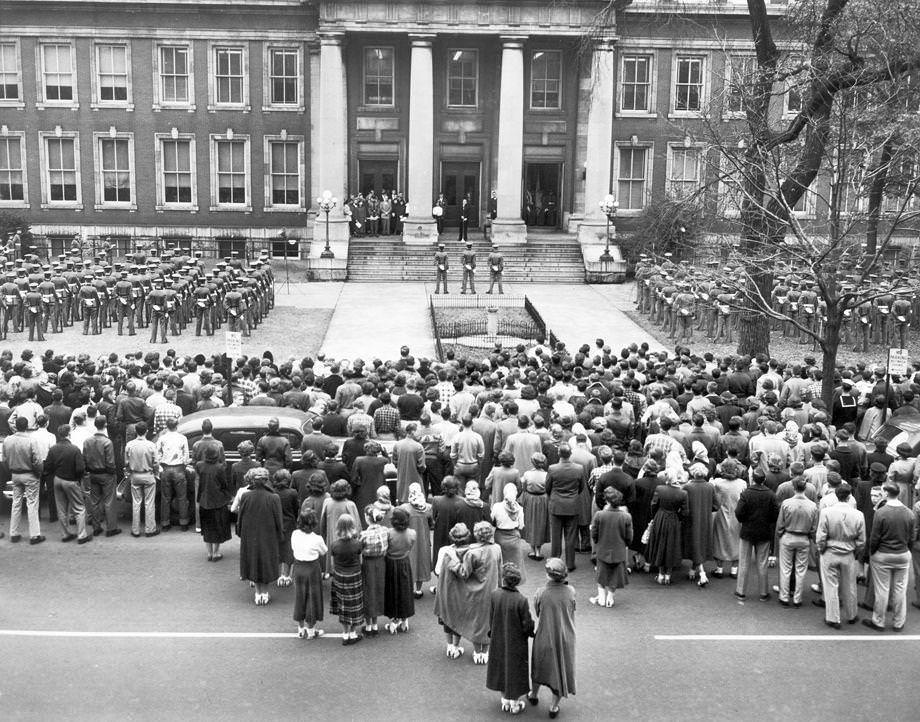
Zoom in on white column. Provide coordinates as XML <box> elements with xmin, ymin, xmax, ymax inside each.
<box><xmin>403</xmin><ymin>35</ymin><xmax>438</xmax><ymax>245</ymax></box>
<box><xmin>492</xmin><ymin>36</ymin><xmax>527</xmax><ymax>245</ymax></box>
<box><xmin>312</xmin><ymin>32</ymin><xmax>349</xmax><ymax>252</ymax></box>
<box><xmin>578</xmin><ymin>40</ymin><xmax>616</xmax><ymax>247</ymax></box>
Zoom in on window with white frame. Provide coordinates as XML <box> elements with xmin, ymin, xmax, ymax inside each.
<box><xmin>447</xmin><ymin>49</ymin><xmax>478</xmax><ymax>107</ymax></box>
<box><xmin>620</xmin><ymin>54</ymin><xmax>653</xmax><ymax>113</ymax></box>
<box><xmin>0</xmin><ymin>41</ymin><xmax>21</xmax><ymax>103</ymax></box>
<box><xmin>40</xmin><ymin>43</ymin><xmax>76</xmax><ymax>103</ymax></box>
<box><xmin>156</xmin><ymin>135</ymin><xmax>196</xmax><ymax>208</ymax></box>
<box><xmin>784</xmin><ymin>55</ymin><xmax>804</xmax><ymax>117</ymax></box>
<box><xmin>673</xmin><ymin>55</ymin><xmax>706</xmax><ymax>113</ymax></box>
<box><xmin>268</xmin><ymin>47</ymin><xmax>299</xmax><ymax>106</ymax></box>
<box><xmin>530</xmin><ymin>50</ymin><xmax>561</xmax><ymax>109</ymax></box>
<box><xmin>790</xmin><ymin>184</ymin><xmax>814</xmax><ymax>217</ymax></box>
<box><xmin>212</xmin><ymin>45</ymin><xmax>247</xmax><ymax>107</ymax></box>
<box><xmin>0</xmin><ymin>135</ymin><xmax>26</xmax><ymax>204</ymax></box>
<box><xmin>726</xmin><ymin>55</ymin><xmax>756</xmax><ymax>115</ymax></box>
<box><xmin>719</xmin><ymin>159</ymin><xmax>745</xmax><ymax>218</ymax></box>
<box><xmin>211</xmin><ymin>135</ymin><xmax>250</xmax><ymax>208</ymax></box>
<box><xmin>616</xmin><ymin>145</ymin><xmax>651</xmax><ymax>211</ymax></box>
<box><xmin>267</xmin><ymin>138</ymin><xmax>302</xmax><ymax>208</ymax></box>
<box><xmin>95</xmin><ymin>135</ymin><xmax>134</xmax><ymax>207</ymax></box>
<box><xmin>364</xmin><ymin>47</ymin><xmax>394</xmax><ymax>106</ymax></box>
<box><xmin>95</xmin><ymin>44</ymin><xmax>130</xmax><ymax>104</ymax></box>
<box><xmin>157</xmin><ymin>44</ymin><xmax>193</xmax><ymax>107</ymax></box>
<box><xmin>667</xmin><ymin>145</ymin><xmax>702</xmax><ymax>200</ymax></box>
<box><xmin>42</xmin><ymin>134</ymin><xmax>80</xmax><ymax>205</ymax></box>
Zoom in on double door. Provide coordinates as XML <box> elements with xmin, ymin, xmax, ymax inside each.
<box><xmin>358</xmin><ymin>160</ymin><xmax>398</xmax><ymax>197</ymax></box>
<box><xmin>441</xmin><ymin>162</ymin><xmax>479</xmax><ymax>227</ymax></box>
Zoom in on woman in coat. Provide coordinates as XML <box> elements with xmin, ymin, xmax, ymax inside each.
<box><xmin>457</xmin><ymin>479</ymin><xmax>491</xmax><ymax>532</ymax></box>
<box><xmin>434</xmin><ymin>522</ymin><xmax>472</xmax><ymax>659</ymax></box>
<box><xmin>590</xmin><ymin>487</ymin><xmax>633</xmax><ymax>607</ymax></box>
<box><xmin>529</xmin><ymin>558</ymin><xmax>576</xmax><ymax>718</ymax></box>
<box><xmin>485</xmin><ymin>451</ymin><xmax>522</xmax><ymax>506</ymax></box>
<box><xmin>492</xmin><ymin>483</ymin><xmax>526</xmax><ymax>582</ymax></box>
<box><xmin>319</xmin><ymin>479</ymin><xmax>361</xmax><ymax>577</ymax></box>
<box><xmin>383</xmin><ymin>507</ymin><xmax>417</xmax><ymax>633</ymax></box>
<box><xmin>711</xmin><ymin>460</ymin><xmax>747</xmax><ymax>578</ymax></box>
<box><xmin>628</xmin><ymin>460</ymin><xmax>662</xmax><ymax>573</ymax></box>
<box><xmin>236</xmin><ymin>467</ymin><xmax>284</xmax><ymax>605</ymax></box>
<box><xmin>273</xmin><ymin>469</ymin><xmax>300</xmax><ymax>587</ymax></box>
<box><xmin>486</xmin><ymin>563</ymin><xmax>535</xmax><ymax>714</ymax></box>
<box><xmin>646</xmin><ymin>472</ymin><xmax>690</xmax><ymax>585</ymax></box>
<box><xmin>399</xmin><ymin>482</ymin><xmax>434</xmax><ymax>598</ymax></box>
<box><xmin>684</xmin><ymin>462</ymin><xmax>716</xmax><ymax>587</ymax></box>
<box><xmin>196</xmin><ymin>444</ymin><xmax>231</xmax><ymax>562</ymax></box>
<box><xmin>451</xmin><ymin>521</ymin><xmax>503</xmax><ymax>665</ymax></box>
<box><xmin>351</xmin><ymin>441</ymin><xmax>388</xmax><ymax>524</ymax></box>
<box><xmin>430</xmin><ymin>476</ymin><xmax>465</xmax><ymax>573</ymax></box>
<box><xmin>521</xmin><ymin>452</ymin><xmax>550</xmax><ymax>560</ymax></box>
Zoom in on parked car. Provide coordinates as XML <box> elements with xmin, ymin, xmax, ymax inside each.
<box><xmin>872</xmin><ymin>405</ymin><xmax>920</xmax><ymax>457</ymax></box>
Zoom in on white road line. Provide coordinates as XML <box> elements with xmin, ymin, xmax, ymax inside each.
<box><xmin>656</xmin><ymin>634</ymin><xmax>920</xmax><ymax>642</ymax></box>
<box><xmin>0</xmin><ymin>630</ymin><xmax>344</xmax><ymax>639</ymax></box>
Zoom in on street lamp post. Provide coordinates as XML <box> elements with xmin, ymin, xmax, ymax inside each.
<box><xmin>599</xmin><ymin>194</ymin><xmax>618</xmax><ymax>263</ymax></box>
<box><xmin>316</xmin><ymin>190</ymin><xmax>338</xmax><ymax>259</ymax></box>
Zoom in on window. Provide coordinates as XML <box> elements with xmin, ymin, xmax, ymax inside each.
<box><xmin>267</xmin><ymin>139</ymin><xmax>302</xmax><ymax>208</ymax></box>
<box><xmin>0</xmin><ymin>135</ymin><xmax>26</xmax><ymax>204</ymax></box>
<box><xmin>616</xmin><ymin>145</ymin><xmax>651</xmax><ymax>212</ymax></box>
<box><xmin>268</xmin><ymin>48</ymin><xmax>299</xmax><ymax>106</ymax></box>
<box><xmin>41</xmin><ymin>135</ymin><xmax>81</xmax><ymax>206</ymax></box>
<box><xmin>40</xmin><ymin>43</ymin><xmax>76</xmax><ymax>104</ymax></box>
<box><xmin>667</xmin><ymin>145</ymin><xmax>702</xmax><ymax>200</ymax></box>
<box><xmin>211</xmin><ymin>135</ymin><xmax>250</xmax><ymax>210</ymax></box>
<box><xmin>718</xmin><ymin>155</ymin><xmax>745</xmax><ymax>218</ymax></box>
<box><xmin>162</xmin><ymin>236</ymin><xmax>193</xmax><ymax>255</ymax></box>
<box><xmin>447</xmin><ymin>49</ymin><xmax>478</xmax><ymax>107</ymax></box>
<box><xmin>784</xmin><ymin>55</ymin><xmax>804</xmax><ymax>117</ymax></box>
<box><xmin>530</xmin><ymin>51</ymin><xmax>561</xmax><ymax>109</ymax></box>
<box><xmin>620</xmin><ymin>54</ymin><xmax>653</xmax><ymax>113</ymax></box>
<box><xmin>156</xmin><ymin>134</ymin><xmax>196</xmax><ymax>209</ymax></box>
<box><xmin>217</xmin><ymin>238</ymin><xmax>246</xmax><ymax>259</ymax></box>
<box><xmin>0</xmin><ymin>41</ymin><xmax>21</xmax><ymax>103</ymax></box>
<box><xmin>790</xmin><ymin>184</ymin><xmax>814</xmax><ymax>218</ymax></box>
<box><xmin>95</xmin><ymin>135</ymin><xmax>135</xmax><ymax>207</ymax></box>
<box><xmin>364</xmin><ymin>47</ymin><xmax>394</xmax><ymax>106</ymax></box>
<box><xmin>158</xmin><ymin>45</ymin><xmax>192</xmax><ymax>107</ymax></box>
<box><xmin>211</xmin><ymin>45</ymin><xmax>248</xmax><ymax>108</ymax></box>
<box><xmin>272</xmin><ymin>235</ymin><xmax>300</xmax><ymax>259</ymax></box>
<box><xmin>95</xmin><ymin>44</ymin><xmax>130</xmax><ymax>104</ymax></box>
<box><xmin>673</xmin><ymin>55</ymin><xmax>706</xmax><ymax>113</ymax></box>
<box><xmin>726</xmin><ymin>55</ymin><xmax>756</xmax><ymax>115</ymax></box>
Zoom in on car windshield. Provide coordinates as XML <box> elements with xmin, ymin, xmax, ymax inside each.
<box><xmin>212</xmin><ymin>428</ymin><xmax>301</xmax><ymax>452</ymax></box>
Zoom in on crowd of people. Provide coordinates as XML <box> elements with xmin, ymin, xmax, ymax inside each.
<box><xmin>4</xmin><ymin>334</ymin><xmax>920</xmax><ymax>714</ymax></box>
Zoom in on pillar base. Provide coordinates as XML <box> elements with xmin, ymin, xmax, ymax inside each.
<box><xmin>491</xmin><ymin>219</ymin><xmax>527</xmax><ymax>245</ymax></box>
<box><xmin>576</xmin><ymin>217</ymin><xmax>609</xmax><ymax>246</ymax></box>
<box><xmin>309</xmin><ymin>216</ymin><xmax>350</xmax><ymax>260</ymax></box>
<box><xmin>402</xmin><ymin>217</ymin><xmax>440</xmax><ymax>245</ymax></box>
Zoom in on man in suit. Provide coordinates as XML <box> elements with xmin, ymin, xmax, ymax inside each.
<box><xmin>434</xmin><ymin>243</ymin><xmax>449</xmax><ymax>294</ymax></box>
<box><xmin>487</xmin><ymin>243</ymin><xmax>504</xmax><ymax>295</ymax></box>
<box><xmin>458</xmin><ymin>194</ymin><xmax>471</xmax><ymax>242</ymax></box>
<box><xmin>545</xmin><ymin>443</ymin><xmax>585</xmax><ymax>571</ymax></box>
<box><xmin>461</xmin><ymin>242</ymin><xmax>476</xmax><ymax>295</ymax></box>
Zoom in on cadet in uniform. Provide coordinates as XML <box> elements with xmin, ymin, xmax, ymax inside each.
<box><xmin>434</xmin><ymin>243</ymin><xmax>449</xmax><ymax>294</ymax></box>
<box><xmin>891</xmin><ymin>294</ymin><xmax>913</xmax><ymax>349</ymax></box>
<box><xmin>147</xmin><ymin>278</ymin><xmax>167</xmax><ymax>343</ymax></box>
<box><xmin>1</xmin><ymin>271</ymin><xmax>20</xmax><ymax>337</ymax></box>
<box><xmin>79</xmin><ymin>273</ymin><xmax>101</xmax><ymax>335</ymax></box>
<box><xmin>162</xmin><ymin>277</ymin><xmax>180</xmax><ymax>338</ymax></box>
<box><xmin>37</xmin><ymin>270</ymin><xmax>59</xmax><ymax>335</ymax></box>
<box><xmin>193</xmin><ymin>276</ymin><xmax>214</xmax><ymax>336</ymax></box>
<box><xmin>487</xmin><ymin>243</ymin><xmax>504</xmax><ymax>295</ymax></box>
<box><xmin>24</xmin><ymin>282</ymin><xmax>45</xmax><ymax>342</ymax></box>
<box><xmin>114</xmin><ymin>270</ymin><xmax>136</xmax><ymax>335</ymax></box>
<box><xmin>460</xmin><ymin>241</ymin><xmax>476</xmax><ymax>295</ymax></box>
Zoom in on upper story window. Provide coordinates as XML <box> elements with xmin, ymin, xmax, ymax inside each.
<box><xmin>211</xmin><ymin>134</ymin><xmax>250</xmax><ymax>210</ymax></box>
<box><xmin>94</xmin><ymin>44</ymin><xmax>132</xmax><ymax>107</ymax></box>
<box><xmin>616</xmin><ymin>144</ymin><xmax>652</xmax><ymax>213</ymax></box>
<box><xmin>726</xmin><ymin>55</ymin><xmax>756</xmax><ymax>115</ymax></box>
<box><xmin>156</xmin><ymin>134</ymin><xmax>197</xmax><ymax>209</ymax></box>
<box><xmin>212</xmin><ymin>45</ymin><xmax>248</xmax><ymax>108</ymax></box>
<box><xmin>40</xmin><ymin>42</ymin><xmax>77</xmax><ymax>105</ymax></box>
<box><xmin>267</xmin><ymin>138</ymin><xmax>302</xmax><ymax>208</ymax></box>
<box><xmin>530</xmin><ymin>50</ymin><xmax>561</xmax><ymax>110</ymax></box>
<box><xmin>620</xmin><ymin>54</ymin><xmax>654</xmax><ymax>114</ymax></box>
<box><xmin>784</xmin><ymin>55</ymin><xmax>804</xmax><ymax>118</ymax></box>
<box><xmin>95</xmin><ymin>134</ymin><xmax>135</xmax><ymax>208</ymax></box>
<box><xmin>667</xmin><ymin>144</ymin><xmax>703</xmax><ymax>200</ymax></box>
<box><xmin>0</xmin><ymin>42</ymin><xmax>22</xmax><ymax>104</ymax></box>
<box><xmin>40</xmin><ymin>132</ymin><xmax>82</xmax><ymax>207</ymax></box>
<box><xmin>673</xmin><ymin>54</ymin><xmax>706</xmax><ymax>114</ymax></box>
<box><xmin>156</xmin><ymin>44</ymin><xmax>194</xmax><ymax>108</ymax></box>
<box><xmin>364</xmin><ymin>47</ymin><xmax>394</xmax><ymax>106</ymax></box>
<box><xmin>268</xmin><ymin>47</ymin><xmax>299</xmax><ymax>106</ymax></box>
<box><xmin>447</xmin><ymin>49</ymin><xmax>478</xmax><ymax>108</ymax></box>
<box><xmin>0</xmin><ymin>135</ymin><xmax>26</xmax><ymax>205</ymax></box>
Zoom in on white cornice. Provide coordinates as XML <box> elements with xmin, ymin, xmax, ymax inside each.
<box><xmin>2</xmin><ymin>27</ymin><xmax>312</xmax><ymax>41</ymax></box>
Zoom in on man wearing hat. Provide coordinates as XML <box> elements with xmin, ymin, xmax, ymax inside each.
<box><xmin>434</xmin><ymin>243</ymin><xmax>449</xmax><ymax>294</ymax></box>
<box><xmin>147</xmin><ymin>277</ymin><xmax>167</xmax><ymax>343</ymax></box>
<box><xmin>114</xmin><ymin>270</ymin><xmax>136</xmax><ymax>336</ymax></box>
<box><xmin>0</xmin><ymin>271</ymin><xmax>21</xmax><ymax>338</ymax></box>
<box><xmin>78</xmin><ymin>273</ymin><xmax>100</xmax><ymax>335</ymax></box>
<box><xmin>460</xmin><ymin>241</ymin><xmax>476</xmax><ymax>295</ymax></box>
<box><xmin>885</xmin><ymin>443</ymin><xmax>918</xmax><ymax>507</ymax></box>
<box><xmin>24</xmin><ymin>281</ymin><xmax>45</xmax><ymax>342</ymax></box>
<box><xmin>37</xmin><ymin>269</ymin><xmax>59</xmax><ymax>335</ymax></box>
<box><xmin>831</xmin><ymin>378</ymin><xmax>859</xmax><ymax>428</ymax></box>
<box><xmin>50</xmin><ymin>264</ymin><xmax>70</xmax><ymax>330</ymax></box>
<box><xmin>487</xmin><ymin>243</ymin><xmax>504</xmax><ymax>295</ymax></box>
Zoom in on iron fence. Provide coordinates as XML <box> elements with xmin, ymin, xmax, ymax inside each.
<box><xmin>429</xmin><ymin>294</ymin><xmax>526</xmax><ymax>309</ymax></box>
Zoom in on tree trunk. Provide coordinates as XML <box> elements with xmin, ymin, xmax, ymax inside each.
<box><xmin>820</xmin><ymin>315</ymin><xmax>841</xmax><ymax>412</ymax></box>
<box><xmin>864</xmin><ymin>138</ymin><xmax>895</xmax><ymax>256</ymax></box>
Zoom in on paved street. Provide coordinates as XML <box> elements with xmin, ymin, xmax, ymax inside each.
<box><xmin>1</xmin><ymin>518</ymin><xmax>917</xmax><ymax>721</ymax></box>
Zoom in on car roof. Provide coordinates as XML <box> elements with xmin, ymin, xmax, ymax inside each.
<box><xmin>177</xmin><ymin>407</ymin><xmax>310</xmax><ymax>434</ymax></box>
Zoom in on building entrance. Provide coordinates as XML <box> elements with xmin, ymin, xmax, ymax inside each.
<box><xmin>441</xmin><ymin>161</ymin><xmax>479</xmax><ymax>227</ymax></box>
<box><xmin>523</xmin><ymin>163</ymin><xmax>562</xmax><ymax>228</ymax></box>
<box><xmin>358</xmin><ymin>159</ymin><xmax>398</xmax><ymax>196</ymax></box>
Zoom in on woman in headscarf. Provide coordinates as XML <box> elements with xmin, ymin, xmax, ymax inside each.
<box><xmin>711</xmin><ymin>459</ymin><xmax>746</xmax><ymax>579</ymax></box>
<box><xmin>237</xmin><ymin>467</ymin><xmax>284</xmax><ymax>605</ymax></box>
<box><xmin>683</xmin><ymin>460</ymin><xmax>715</xmax><ymax>587</ymax></box>
<box><xmin>319</xmin><ymin>480</ymin><xmax>361</xmax><ymax>579</ymax></box>
<box><xmin>451</xmin><ymin>520</ymin><xmax>503</xmax><ymax>665</ymax></box>
<box><xmin>486</xmin><ymin>562</ymin><xmax>535</xmax><ymax>715</ymax></box>
<box><xmin>434</xmin><ymin>522</ymin><xmax>472</xmax><ymax>659</ymax></box>
<box><xmin>521</xmin><ymin>452</ymin><xmax>550</xmax><ymax>560</ymax></box>
<box><xmin>492</xmin><ymin>483</ymin><xmax>526</xmax><ymax>582</ymax></box>
<box><xmin>646</xmin><ymin>471</ymin><xmax>690</xmax><ymax>585</ymax></box>
<box><xmin>399</xmin><ymin>482</ymin><xmax>434</xmax><ymax>598</ymax></box>
<box><xmin>457</xmin><ymin>479</ymin><xmax>490</xmax><ymax>531</ymax></box>
<box><xmin>273</xmin><ymin>469</ymin><xmax>300</xmax><ymax>587</ymax></box>
<box><xmin>628</xmin><ymin>458</ymin><xmax>660</xmax><ymax>573</ymax></box>
<box><xmin>196</xmin><ymin>442</ymin><xmax>231</xmax><ymax>562</ymax></box>
<box><xmin>383</xmin><ymin>507</ymin><xmax>417</xmax><ymax>634</ymax></box>
<box><xmin>590</xmin><ymin>487</ymin><xmax>632</xmax><ymax>607</ymax></box>
<box><xmin>485</xmin><ymin>451</ymin><xmax>522</xmax><ymax>507</ymax></box>
<box><xmin>372</xmin><ymin>484</ymin><xmax>394</xmax><ymax>527</ymax></box>
<box><xmin>360</xmin><ymin>505</ymin><xmax>389</xmax><ymax>636</ymax></box>
<box><xmin>230</xmin><ymin>440</ymin><xmax>259</xmax><ymax>493</ymax></box>
<box><xmin>293</xmin><ymin>449</ymin><xmax>327</xmax><ymax>506</ymax></box>
<box><xmin>291</xmin><ymin>509</ymin><xmax>327</xmax><ymax>639</ymax></box>
<box><xmin>351</xmin><ymin>441</ymin><xmax>388</xmax><ymax>523</ymax></box>
<box><xmin>330</xmin><ymin>514</ymin><xmax>365</xmax><ymax>645</ymax></box>
<box><xmin>529</xmin><ymin>557</ymin><xmax>576</xmax><ymax>718</ymax></box>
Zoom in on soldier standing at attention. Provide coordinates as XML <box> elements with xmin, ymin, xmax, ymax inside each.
<box><xmin>461</xmin><ymin>241</ymin><xmax>476</xmax><ymax>295</ymax></box>
<box><xmin>79</xmin><ymin>273</ymin><xmax>101</xmax><ymax>336</ymax></box>
<box><xmin>114</xmin><ymin>270</ymin><xmax>136</xmax><ymax>336</ymax></box>
<box><xmin>487</xmin><ymin>243</ymin><xmax>504</xmax><ymax>295</ymax></box>
<box><xmin>24</xmin><ymin>282</ymin><xmax>45</xmax><ymax>342</ymax></box>
<box><xmin>38</xmin><ymin>269</ymin><xmax>59</xmax><ymax>335</ymax></box>
<box><xmin>162</xmin><ymin>277</ymin><xmax>180</xmax><ymax>338</ymax></box>
<box><xmin>434</xmin><ymin>243</ymin><xmax>449</xmax><ymax>294</ymax></box>
<box><xmin>193</xmin><ymin>276</ymin><xmax>214</xmax><ymax>336</ymax></box>
<box><xmin>147</xmin><ymin>277</ymin><xmax>167</xmax><ymax>344</ymax></box>
<box><xmin>50</xmin><ymin>265</ymin><xmax>70</xmax><ymax>330</ymax></box>
<box><xmin>1</xmin><ymin>271</ymin><xmax>20</xmax><ymax>338</ymax></box>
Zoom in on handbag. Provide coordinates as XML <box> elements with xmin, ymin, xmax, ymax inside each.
<box><xmin>640</xmin><ymin>519</ymin><xmax>654</xmax><ymax>545</ymax></box>
<box><xmin>115</xmin><ymin>472</ymin><xmax>129</xmax><ymax>500</ymax></box>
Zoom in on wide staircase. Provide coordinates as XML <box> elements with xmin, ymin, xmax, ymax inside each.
<box><xmin>346</xmin><ymin>231</ymin><xmax>585</xmax><ymax>283</ymax></box>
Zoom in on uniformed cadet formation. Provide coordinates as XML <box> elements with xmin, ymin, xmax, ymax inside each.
<box><xmin>434</xmin><ymin>242</ymin><xmax>505</xmax><ymax>295</ymax></box>
<box><xmin>0</xmin><ymin>247</ymin><xmax>276</xmax><ymax>343</ymax></box>
<box><xmin>633</xmin><ymin>254</ymin><xmax>917</xmax><ymax>350</ymax></box>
